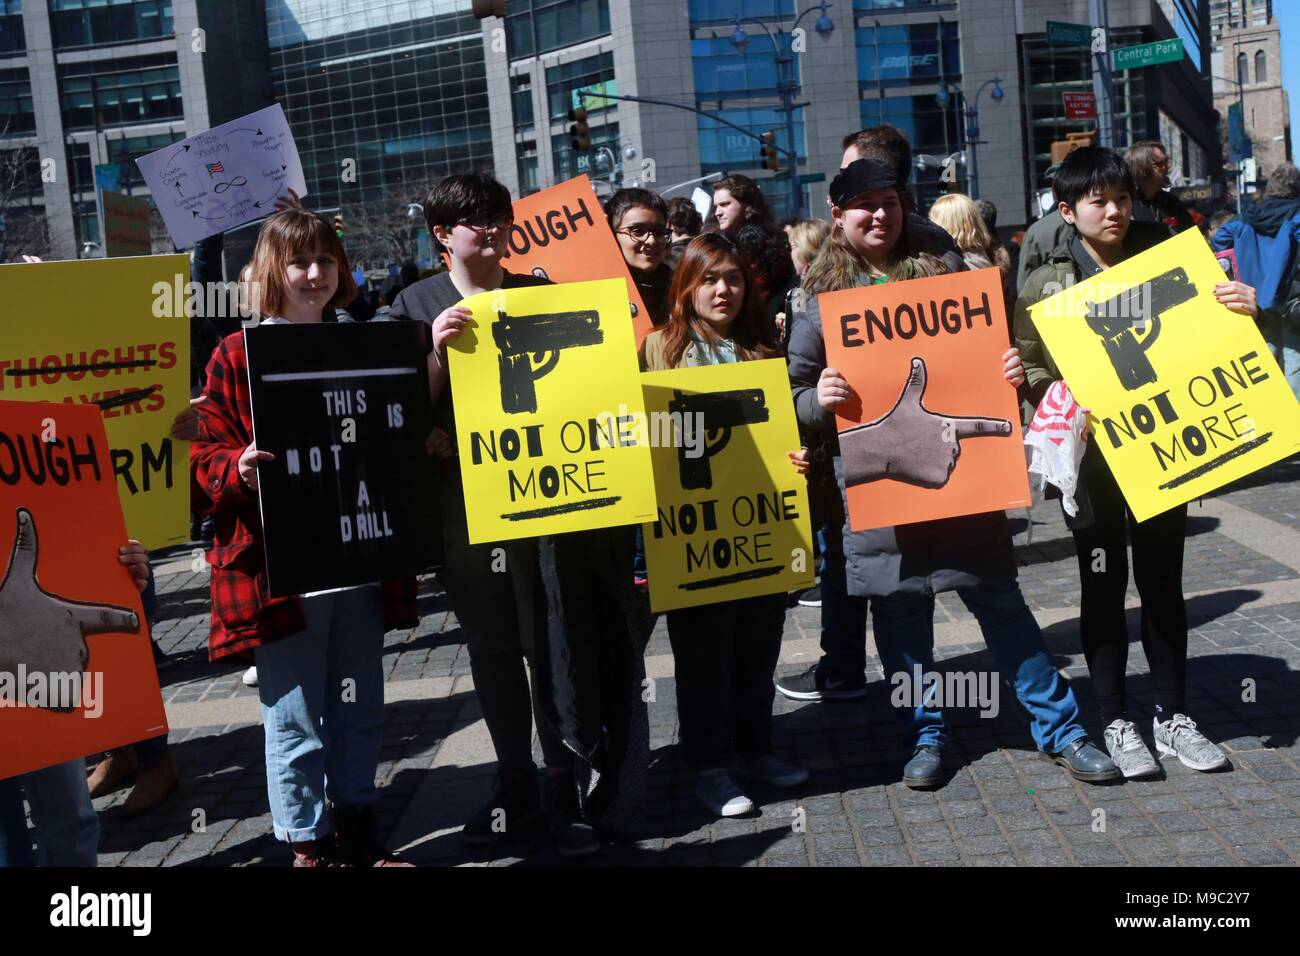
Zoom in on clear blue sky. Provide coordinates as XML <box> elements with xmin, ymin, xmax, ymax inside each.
<box><xmin>1276</xmin><ymin>2</ymin><xmax>1300</xmax><ymax>158</ymax></box>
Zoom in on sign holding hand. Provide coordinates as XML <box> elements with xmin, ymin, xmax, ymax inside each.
<box><xmin>840</xmin><ymin>357</ymin><xmax>1011</xmax><ymax>489</ymax></box>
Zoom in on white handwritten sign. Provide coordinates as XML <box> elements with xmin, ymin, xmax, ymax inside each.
<box><xmin>136</xmin><ymin>104</ymin><xmax>307</xmax><ymax>248</ymax></box>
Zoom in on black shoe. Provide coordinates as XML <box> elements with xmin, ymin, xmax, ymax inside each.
<box><xmin>775</xmin><ymin>662</ymin><xmax>867</xmax><ymax>702</ymax></box>
<box><xmin>546</xmin><ymin>772</ymin><xmax>600</xmax><ymax>858</ymax></box>
<box><xmin>333</xmin><ymin>804</ymin><xmax>414</xmax><ymax>867</ymax></box>
<box><xmin>1042</xmin><ymin>738</ymin><xmax>1122</xmax><ymax>783</ymax></box>
<box><xmin>796</xmin><ymin>586</ymin><xmax>822</xmax><ymax>608</ymax></box>
<box><xmin>462</xmin><ymin>768</ymin><xmax>543</xmax><ymax>845</ymax></box>
<box><xmin>902</xmin><ymin>746</ymin><xmax>946</xmax><ymax>789</ymax></box>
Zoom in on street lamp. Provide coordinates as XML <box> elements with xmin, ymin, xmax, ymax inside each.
<box><xmin>728</xmin><ymin>1</ymin><xmax>835</xmax><ymax>217</ymax></box>
<box><xmin>935</xmin><ymin>77</ymin><xmax>1004</xmax><ymax>200</ymax></box>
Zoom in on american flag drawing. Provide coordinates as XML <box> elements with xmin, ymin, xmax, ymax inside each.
<box><xmin>205</xmin><ymin>161</ymin><xmax>225</xmax><ymax>176</ymax></box>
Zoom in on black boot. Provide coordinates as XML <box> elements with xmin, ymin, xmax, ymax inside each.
<box><xmin>546</xmin><ymin>771</ymin><xmax>600</xmax><ymax>859</ymax></box>
<box><xmin>333</xmin><ymin>804</ymin><xmax>413</xmax><ymax>867</ymax></box>
<box><xmin>462</xmin><ymin>767</ymin><xmax>543</xmax><ymax>845</ymax></box>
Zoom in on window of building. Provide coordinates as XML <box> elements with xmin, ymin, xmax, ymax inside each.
<box><xmin>517</xmin><ymin>140</ymin><xmax>539</xmax><ymax>194</ymax></box>
<box><xmin>104</xmin><ymin>132</ymin><xmax>183</xmax><ymax>191</ymax></box>
<box><xmin>1237</xmin><ymin>50</ymin><xmax>1248</xmax><ymax>86</ymax></box>
<box><xmin>1169</xmin><ymin>0</ymin><xmax>1203</xmax><ymax>72</ymax></box>
<box><xmin>507</xmin><ymin>0</ymin><xmax>610</xmax><ymax>60</ymax></box>
<box><xmin>1255</xmin><ymin>49</ymin><xmax>1266</xmax><ymax>82</ymax></box>
<box><xmin>696</xmin><ymin>104</ymin><xmax>804</xmax><ymax>171</ymax></box>
<box><xmin>0</xmin><ymin>69</ymin><xmax>35</xmax><ymax>134</ymax></box>
<box><xmin>551</xmin><ymin>119</ymin><xmax>618</xmax><ymax>182</ymax></box>
<box><xmin>512</xmin><ymin>74</ymin><xmax>535</xmax><ymax>131</ymax></box>
<box><xmin>860</xmin><ymin>94</ymin><xmax>961</xmax><ymax>205</ymax></box>
<box><xmin>857</xmin><ymin>21</ymin><xmax>959</xmax><ymax>88</ymax></box>
<box><xmin>50</xmin><ymin>0</ymin><xmax>174</xmax><ymax>49</ymax></box>
<box><xmin>545</xmin><ymin>51</ymin><xmax>614</xmax><ymax>122</ymax></box>
<box><xmin>853</xmin><ymin>0</ymin><xmax>955</xmax><ymax>9</ymax></box>
<box><xmin>59</xmin><ymin>54</ymin><xmax>183</xmax><ymax>129</ymax></box>
<box><xmin>692</xmin><ymin>33</ymin><xmax>798</xmax><ymax>98</ymax></box>
<box><xmin>0</xmin><ymin>0</ymin><xmax>25</xmax><ymax>55</ymax></box>
<box><xmin>688</xmin><ymin>0</ymin><xmax>792</xmax><ymax>22</ymax></box>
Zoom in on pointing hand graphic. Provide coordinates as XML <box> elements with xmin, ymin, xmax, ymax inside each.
<box><xmin>840</xmin><ymin>358</ymin><xmax>1012</xmax><ymax>489</ymax></box>
<box><xmin>0</xmin><ymin>509</ymin><xmax>139</xmax><ymax>707</ymax></box>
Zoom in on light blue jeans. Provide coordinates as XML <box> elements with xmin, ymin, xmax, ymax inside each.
<box><xmin>255</xmin><ymin>586</ymin><xmax>386</xmax><ymax>843</ymax></box>
<box><xmin>0</xmin><ymin>760</ymin><xmax>100</xmax><ymax>867</ymax></box>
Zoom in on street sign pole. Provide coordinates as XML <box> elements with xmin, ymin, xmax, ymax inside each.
<box><xmin>1090</xmin><ymin>0</ymin><xmax>1114</xmax><ymax>149</ymax></box>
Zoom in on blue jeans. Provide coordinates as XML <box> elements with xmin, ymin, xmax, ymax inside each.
<box><xmin>0</xmin><ymin>760</ymin><xmax>100</xmax><ymax>867</ymax></box>
<box><xmin>822</xmin><ymin>578</ymin><xmax>1087</xmax><ymax>755</ymax></box>
<box><xmin>255</xmin><ymin>586</ymin><xmax>386</xmax><ymax>843</ymax></box>
<box><xmin>0</xmin><ymin>776</ymin><xmax>35</xmax><ymax>867</ymax></box>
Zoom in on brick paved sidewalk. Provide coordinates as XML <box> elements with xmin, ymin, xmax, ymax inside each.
<box><xmin>86</xmin><ymin>457</ymin><xmax>1300</xmax><ymax>867</ymax></box>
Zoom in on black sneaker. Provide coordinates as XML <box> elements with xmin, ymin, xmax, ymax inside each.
<box><xmin>462</xmin><ymin>768</ymin><xmax>543</xmax><ymax>845</ymax></box>
<box><xmin>775</xmin><ymin>662</ymin><xmax>867</xmax><ymax>702</ymax></box>
<box><xmin>546</xmin><ymin>772</ymin><xmax>600</xmax><ymax>858</ymax></box>
<box><xmin>796</xmin><ymin>586</ymin><xmax>822</xmax><ymax>608</ymax></box>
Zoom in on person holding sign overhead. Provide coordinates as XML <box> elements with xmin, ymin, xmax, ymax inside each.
<box><xmin>641</xmin><ymin>232</ymin><xmax>811</xmax><ymax>817</ymax></box>
<box><xmin>191</xmin><ymin>209</ymin><xmax>418</xmax><ymax>867</ymax></box>
<box><xmin>781</xmin><ymin>157</ymin><xmax>1119</xmax><ymax>789</ymax></box>
<box><xmin>1015</xmin><ymin>147</ymin><xmax>1258</xmax><ymax>779</ymax></box>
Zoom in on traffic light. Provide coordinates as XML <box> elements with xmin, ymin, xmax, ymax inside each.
<box><xmin>471</xmin><ymin>0</ymin><xmax>506</xmax><ymax>18</ymax></box>
<box><xmin>568</xmin><ymin>107</ymin><xmax>590</xmax><ymax>152</ymax></box>
<box><xmin>1049</xmin><ymin>130</ymin><xmax>1096</xmax><ymax>164</ymax></box>
<box><xmin>760</xmin><ymin>130</ymin><xmax>780</xmax><ymax>172</ymax></box>
<box><xmin>333</xmin><ymin>214</ymin><xmax>344</xmax><ymax>238</ymax></box>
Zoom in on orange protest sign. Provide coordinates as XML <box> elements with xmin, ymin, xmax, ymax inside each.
<box><xmin>818</xmin><ymin>267</ymin><xmax>1031</xmax><ymax>530</ymax></box>
<box><xmin>501</xmin><ymin>176</ymin><xmax>655</xmax><ymax>346</ymax></box>
<box><xmin>0</xmin><ymin>400</ymin><xmax>167</xmax><ymax>778</ymax></box>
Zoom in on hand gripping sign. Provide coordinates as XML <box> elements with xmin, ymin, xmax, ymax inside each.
<box><xmin>448</xmin><ymin>279</ymin><xmax>656</xmax><ymax>543</ymax></box>
<box><xmin>819</xmin><ymin>267</ymin><xmax>1031</xmax><ymax>531</ymax></box>
<box><xmin>0</xmin><ymin>400</ymin><xmax>166</xmax><ymax>779</ymax></box>
<box><xmin>1027</xmin><ymin>228</ymin><xmax>1300</xmax><ymax>521</ymax></box>
<box><xmin>642</xmin><ymin>360</ymin><xmax>814</xmax><ymax>613</ymax></box>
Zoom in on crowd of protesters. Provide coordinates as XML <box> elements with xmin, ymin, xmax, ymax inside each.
<box><xmin>5</xmin><ymin>114</ymin><xmax>1298</xmax><ymax>868</ymax></box>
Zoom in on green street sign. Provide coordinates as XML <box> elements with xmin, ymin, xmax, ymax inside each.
<box><xmin>1046</xmin><ymin>21</ymin><xmax>1092</xmax><ymax>46</ymax></box>
<box><xmin>1112</xmin><ymin>37</ymin><xmax>1184</xmax><ymax>71</ymax></box>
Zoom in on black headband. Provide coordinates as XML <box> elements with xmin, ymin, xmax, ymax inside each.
<box><xmin>829</xmin><ymin>158</ymin><xmax>901</xmax><ymax>207</ymax></box>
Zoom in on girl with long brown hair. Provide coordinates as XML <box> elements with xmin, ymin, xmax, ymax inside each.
<box><xmin>640</xmin><ymin>233</ymin><xmax>811</xmax><ymax>817</ymax></box>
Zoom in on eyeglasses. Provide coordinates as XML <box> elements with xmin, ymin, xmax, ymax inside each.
<box><xmin>617</xmin><ymin>225</ymin><xmax>672</xmax><ymax>244</ymax></box>
<box><xmin>456</xmin><ymin>217</ymin><xmax>513</xmax><ymax>235</ymax></box>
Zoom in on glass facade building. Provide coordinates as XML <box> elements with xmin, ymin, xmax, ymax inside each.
<box><xmin>688</xmin><ymin>0</ymin><xmax>808</xmax><ymax>218</ymax></box>
<box><xmin>266</xmin><ymin>0</ymin><xmax>494</xmax><ymax>213</ymax></box>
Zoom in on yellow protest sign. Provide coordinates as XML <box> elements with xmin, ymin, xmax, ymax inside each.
<box><xmin>448</xmin><ymin>278</ymin><xmax>656</xmax><ymax>543</ymax></box>
<box><xmin>0</xmin><ymin>255</ymin><xmax>192</xmax><ymax>548</ymax></box>
<box><xmin>1028</xmin><ymin>228</ymin><xmax>1300</xmax><ymax>521</ymax></box>
<box><xmin>641</xmin><ymin>360</ymin><xmax>814</xmax><ymax>613</ymax></box>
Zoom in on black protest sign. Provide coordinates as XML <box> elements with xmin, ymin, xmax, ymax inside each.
<box><xmin>245</xmin><ymin>322</ymin><xmax>437</xmax><ymax>597</ymax></box>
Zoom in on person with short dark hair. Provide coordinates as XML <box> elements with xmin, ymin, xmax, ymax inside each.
<box><xmin>1212</xmin><ymin>161</ymin><xmax>1300</xmax><ymax>396</ymax></box>
<box><xmin>839</xmin><ymin>126</ymin><xmax>965</xmax><ymax>272</ymax></box>
<box><xmin>1015</xmin><ymin>146</ymin><xmax>1259</xmax><ymax>780</ymax></box>
<box><xmin>666</xmin><ymin>196</ymin><xmax>703</xmax><ymax>267</ymax></box>
<box><xmin>712</xmin><ymin>174</ymin><xmax>773</xmax><ymax>236</ymax></box>
<box><xmin>734</xmin><ymin>222</ymin><xmax>797</xmax><ymax>334</ymax></box>
<box><xmin>606</xmin><ymin>187</ymin><xmax>673</xmax><ymax>328</ymax></box>
<box><xmin>1125</xmin><ymin>140</ymin><xmax>1194</xmax><ymax>233</ymax></box>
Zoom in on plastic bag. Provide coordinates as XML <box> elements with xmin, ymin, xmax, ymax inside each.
<box><xmin>1024</xmin><ymin>381</ymin><xmax>1088</xmax><ymax>517</ymax></box>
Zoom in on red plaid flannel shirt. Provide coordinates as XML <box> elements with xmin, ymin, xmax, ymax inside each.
<box><xmin>191</xmin><ymin>331</ymin><xmax>418</xmax><ymax>662</ymax></box>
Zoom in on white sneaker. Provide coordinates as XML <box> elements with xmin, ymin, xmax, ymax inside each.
<box><xmin>695</xmin><ymin>769</ymin><xmax>754</xmax><ymax>817</ymax></box>
<box><xmin>1103</xmin><ymin>719</ymin><xmax>1160</xmax><ymax>779</ymax></box>
<box><xmin>242</xmin><ymin>666</ymin><xmax>258</xmax><ymax>688</ymax></box>
<box><xmin>734</xmin><ymin>754</ymin><xmax>811</xmax><ymax>788</ymax></box>
<box><xmin>1153</xmin><ymin>713</ymin><xmax>1228</xmax><ymax>772</ymax></box>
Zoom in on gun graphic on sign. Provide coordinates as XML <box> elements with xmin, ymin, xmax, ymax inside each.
<box><xmin>670</xmin><ymin>388</ymin><xmax>770</xmax><ymax>490</ymax></box>
<box><xmin>492</xmin><ymin>308</ymin><xmax>603</xmax><ymax>414</ymax></box>
<box><xmin>1085</xmin><ymin>267</ymin><xmax>1196</xmax><ymax>390</ymax></box>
